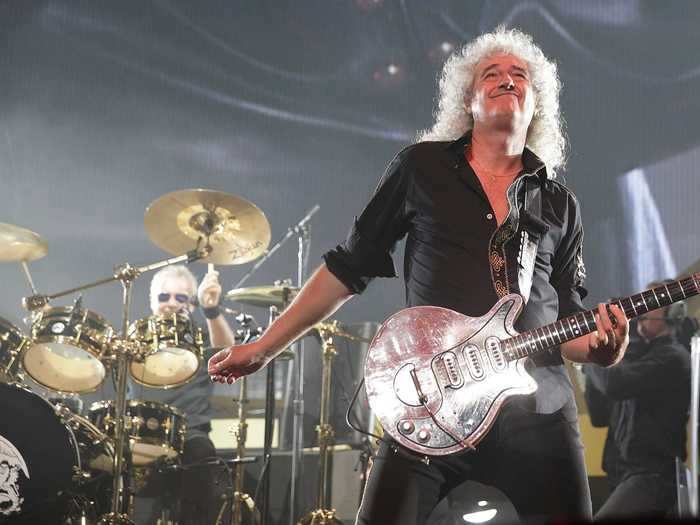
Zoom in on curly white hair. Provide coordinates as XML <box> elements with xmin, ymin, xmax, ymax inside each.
<box><xmin>418</xmin><ymin>27</ymin><xmax>567</xmax><ymax>177</ymax></box>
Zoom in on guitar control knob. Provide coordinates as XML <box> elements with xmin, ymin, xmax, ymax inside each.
<box><xmin>399</xmin><ymin>420</ymin><xmax>415</xmax><ymax>434</ymax></box>
<box><xmin>417</xmin><ymin>429</ymin><xmax>430</xmax><ymax>443</ymax></box>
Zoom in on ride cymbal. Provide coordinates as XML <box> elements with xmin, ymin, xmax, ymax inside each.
<box><xmin>144</xmin><ymin>189</ymin><xmax>271</xmax><ymax>265</ymax></box>
<box><xmin>0</xmin><ymin>223</ymin><xmax>48</xmax><ymax>262</ymax></box>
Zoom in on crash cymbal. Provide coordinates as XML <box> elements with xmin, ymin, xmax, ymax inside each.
<box><xmin>144</xmin><ymin>189</ymin><xmax>271</xmax><ymax>265</ymax></box>
<box><xmin>314</xmin><ymin>320</ymin><xmax>371</xmax><ymax>343</ymax></box>
<box><xmin>225</xmin><ymin>285</ymin><xmax>299</xmax><ymax>308</ymax></box>
<box><xmin>0</xmin><ymin>223</ymin><xmax>48</xmax><ymax>262</ymax></box>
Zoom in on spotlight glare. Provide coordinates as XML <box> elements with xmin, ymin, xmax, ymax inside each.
<box><xmin>387</xmin><ymin>63</ymin><xmax>399</xmax><ymax>75</ymax></box>
<box><xmin>441</xmin><ymin>41</ymin><xmax>454</xmax><ymax>54</ymax></box>
<box><xmin>477</xmin><ymin>500</ymin><xmax>488</xmax><ymax>507</ymax></box>
<box><xmin>462</xmin><ymin>509</ymin><xmax>497</xmax><ymax>523</ymax></box>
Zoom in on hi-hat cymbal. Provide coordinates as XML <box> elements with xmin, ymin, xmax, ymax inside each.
<box><xmin>0</xmin><ymin>223</ymin><xmax>48</xmax><ymax>262</ymax></box>
<box><xmin>145</xmin><ymin>189</ymin><xmax>271</xmax><ymax>265</ymax></box>
<box><xmin>225</xmin><ymin>285</ymin><xmax>300</xmax><ymax>308</ymax></box>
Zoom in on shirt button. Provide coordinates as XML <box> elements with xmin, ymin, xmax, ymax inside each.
<box><xmin>486</xmin><ymin>213</ymin><xmax>494</xmax><ymax>220</ymax></box>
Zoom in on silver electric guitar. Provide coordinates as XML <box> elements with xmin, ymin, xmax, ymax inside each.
<box><xmin>364</xmin><ymin>273</ymin><xmax>700</xmax><ymax>456</ymax></box>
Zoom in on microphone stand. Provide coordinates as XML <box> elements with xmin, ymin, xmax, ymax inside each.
<box><xmin>289</xmin><ymin>222</ymin><xmax>311</xmax><ymax>525</ymax></box>
<box><xmin>224</xmin><ymin>205</ymin><xmax>319</xmax><ymax>524</ymax></box>
<box><xmin>233</xmin><ymin>205</ymin><xmax>319</xmax><ymax>289</ymax></box>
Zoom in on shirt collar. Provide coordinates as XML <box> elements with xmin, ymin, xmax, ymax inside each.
<box><xmin>445</xmin><ymin>130</ymin><xmax>549</xmax><ymax>182</ymax></box>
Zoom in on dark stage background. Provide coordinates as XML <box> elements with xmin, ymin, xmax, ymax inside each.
<box><xmin>2</xmin><ymin>1</ymin><xmax>700</xmax><ymax>522</ymax></box>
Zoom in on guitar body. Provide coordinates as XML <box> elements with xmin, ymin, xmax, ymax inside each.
<box><xmin>364</xmin><ymin>294</ymin><xmax>537</xmax><ymax>456</ymax></box>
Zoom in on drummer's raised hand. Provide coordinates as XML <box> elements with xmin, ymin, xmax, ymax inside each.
<box><xmin>198</xmin><ymin>270</ymin><xmax>222</xmax><ymax>308</ymax></box>
<box><xmin>208</xmin><ymin>342</ymin><xmax>269</xmax><ymax>383</ymax></box>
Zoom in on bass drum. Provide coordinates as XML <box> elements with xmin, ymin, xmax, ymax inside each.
<box><xmin>0</xmin><ymin>383</ymin><xmax>79</xmax><ymax>521</ymax></box>
<box><xmin>0</xmin><ymin>384</ymin><xmax>118</xmax><ymax>523</ymax></box>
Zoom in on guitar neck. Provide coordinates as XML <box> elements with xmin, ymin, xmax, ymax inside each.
<box><xmin>503</xmin><ymin>272</ymin><xmax>700</xmax><ymax>361</ymax></box>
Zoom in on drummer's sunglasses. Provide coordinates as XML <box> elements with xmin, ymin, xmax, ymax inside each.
<box><xmin>157</xmin><ymin>293</ymin><xmax>191</xmax><ymax>304</ymax></box>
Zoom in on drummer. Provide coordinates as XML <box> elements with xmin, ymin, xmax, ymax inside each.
<box><xmin>130</xmin><ymin>264</ymin><xmax>236</xmax><ymax>524</ymax></box>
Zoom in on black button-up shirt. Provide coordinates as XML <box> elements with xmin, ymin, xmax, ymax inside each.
<box><xmin>324</xmin><ymin>132</ymin><xmax>588</xmax><ymax>414</ymax></box>
<box><xmin>584</xmin><ymin>334</ymin><xmax>690</xmax><ymax>484</ymax></box>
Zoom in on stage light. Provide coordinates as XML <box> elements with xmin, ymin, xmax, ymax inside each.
<box><xmin>371</xmin><ymin>62</ymin><xmax>404</xmax><ymax>88</ymax></box>
<box><xmin>428</xmin><ymin>40</ymin><xmax>457</xmax><ymax>64</ymax></box>
<box><xmin>462</xmin><ymin>509</ymin><xmax>498</xmax><ymax>523</ymax></box>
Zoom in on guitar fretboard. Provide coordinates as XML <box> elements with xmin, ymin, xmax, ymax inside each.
<box><xmin>502</xmin><ymin>272</ymin><xmax>700</xmax><ymax>361</ymax></box>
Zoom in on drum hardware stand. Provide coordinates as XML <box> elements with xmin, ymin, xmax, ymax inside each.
<box><xmin>19</xmin><ymin>260</ymin><xmax>39</xmax><ymax>295</ymax></box>
<box><xmin>21</xmin><ymin>247</ymin><xmax>210</xmax><ymax>525</ymax></box>
<box><xmin>297</xmin><ymin>323</ymin><xmax>343</xmax><ymax>525</ymax></box>
<box><xmin>225</xmin><ymin>320</ymin><xmax>261</xmax><ymax>525</ymax></box>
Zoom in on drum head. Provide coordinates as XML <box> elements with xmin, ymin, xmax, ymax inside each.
<box><xmin>130</xmin><ymin>347</ymin><xmax>199</xmax><ymax>388</ymax></box>
<box><xmin>0</xmin><ymin>383</ymin><xmax>77</xmax><ymax>519</ymax></box>
<box><xmin>22</xmin><ymin>342</ymin><xmax>105</xmax><ymax>393</ymax></box>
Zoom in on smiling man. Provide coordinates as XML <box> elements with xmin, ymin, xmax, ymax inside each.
<box><xmin>209</xmin><ymin>27</ymin><xmax>629</xmax><ymax>524</ymax></box>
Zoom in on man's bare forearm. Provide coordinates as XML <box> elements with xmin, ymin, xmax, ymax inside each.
<box><xmin>254</xmin><ymin>263</ymin><xmax>354</xmax><ymax>357</ymax></box>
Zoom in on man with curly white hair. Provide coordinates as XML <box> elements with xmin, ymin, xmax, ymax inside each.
<box><xmin>209</xmin><ymin>27</ymin><xmax>629</xmax><ymax>523</ymax></box>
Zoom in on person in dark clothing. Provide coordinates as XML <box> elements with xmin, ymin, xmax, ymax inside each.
<box><xmin>584</xmin><ymin>283</ymin><xmax>691</xmax><ymax>521</ymax></box>
<box><xmin>209</xmin><ymin>27</ymin><xmax>629</xmax><ymax>524</ymax></box>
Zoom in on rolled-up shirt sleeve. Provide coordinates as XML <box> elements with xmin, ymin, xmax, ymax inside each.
<box><xmin>323</xmin><ymin>148</ymin><xmax>412</xmax><ymax>294</ymax></box>
<box><xmin>550</xmin><ymin>191</ymin><xmax>588</xmax><ymax>317</ymax></box>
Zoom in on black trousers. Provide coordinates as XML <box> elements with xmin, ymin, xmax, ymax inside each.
<box><xmin>595</xmin><ymin>471</ymin><xmax>677</xmax><ymax>521</ymax></box>
<box><xmin>356</xmin><ymin>403</ymin><xmax>592</xmax><ymax>525</ymax></box>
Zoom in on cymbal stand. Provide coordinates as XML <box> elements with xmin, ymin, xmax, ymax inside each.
<box><xmin>227</xmin><ymin>323</ymin><xmax>261</xmax><ymax>525</ymax></box>
<box><xmin>19</xmin><ymin>260</ymin><xmax>38</xmax><ymax>295</ymax></box>
<box><xmin>297</xmin><ymin>324</ymin><xmax>342</xmax><ymax>525</ymax></box>
<box><xmin>259</xmin><ymin>305</ymin><xmax>281</xmax><ymax>525</ymax></box>
<box><xmin>22</xmin><ymin>248</ymin><xmax>209</xmax><ymax>525</ymax></box>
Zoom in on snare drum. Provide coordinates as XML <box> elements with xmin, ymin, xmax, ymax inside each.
<box><xmin>128</xmin><ymin>313</ymin><xmax>203</xmax><ymax>388</ymax></box>
<box><xmin>0</xmin><ymin>317</ymin><xmax>28</xmax><ymax>383</ymax></box>
<box><xmin>0</xmin><ymin>383</ymin><xmax>114</xmax><ymax>521</ymax></box>
<box><xmin>23</xmin><ymin>306</ymin><xmax>114</xmax><ymax>393</ymax></box>
<box><xmin>89</xmin><ymin>400</ymin><xmax>186</xmax><ymax>466</ymax></box>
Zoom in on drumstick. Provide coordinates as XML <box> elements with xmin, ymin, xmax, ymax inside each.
<box><xmin>207</xmin><ymin>263</ymin><xmax>216</xmax><ymax>305</ymax></box>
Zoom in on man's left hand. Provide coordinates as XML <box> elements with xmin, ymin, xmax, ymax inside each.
<box><xmin>587</xmin><ymin>303</ymin><xmax>629</xmax><ymax>367</ymax></box>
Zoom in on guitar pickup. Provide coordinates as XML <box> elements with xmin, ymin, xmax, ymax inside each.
<box><xmin>462</xmin><ymin>344</ymin><xmax>485</xmax><ymax>380</ymax></box>
<box><xmin>435</xmin><ymin>351</ymin><xmax>463</xmax><ymax>389</ymax></box>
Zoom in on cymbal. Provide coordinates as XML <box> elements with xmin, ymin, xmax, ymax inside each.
<box><xmin>225</xmin><ymin>285</ymin><xmax>300</xmax><ymax>308</ymax></box>
<box><xmin>0</xmin><ymin>223</ymin><xmax>48</xmax><ymax>262</ymax></box>
<box><xmin>144</xmin><ymin>189</ymin><xmax>271</xmax><ymax>265</ymax></box>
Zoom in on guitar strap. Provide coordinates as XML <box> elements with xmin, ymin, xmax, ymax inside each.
<box><xmin>517</xmin><ymin>177</ymin><xmax>546</xmax><ymax>304</ymax></box>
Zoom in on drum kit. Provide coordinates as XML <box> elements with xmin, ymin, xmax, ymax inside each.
<box><xmin>0</xmin><ymin>190</ymin><xmax>371</xmax><ymax>525</ymax></box>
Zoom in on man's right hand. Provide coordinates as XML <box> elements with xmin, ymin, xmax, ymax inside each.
<box><xmin>208</xmin><ymin>341</ymin><xmax>271</xmax><ymax>383</ymax></box>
